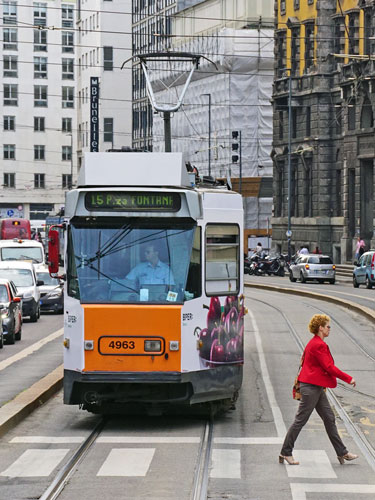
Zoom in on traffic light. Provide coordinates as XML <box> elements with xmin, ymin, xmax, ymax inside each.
<box><xmin>232</xmin><ymin>130</ymin><xmax>239</xmax><ymax>163</ymax></box>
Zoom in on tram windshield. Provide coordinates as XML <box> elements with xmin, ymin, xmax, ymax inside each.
<box><xmin>67</xmin><ymin>218</ymin><xmax>200</xmax><ymax>304</ymax></box>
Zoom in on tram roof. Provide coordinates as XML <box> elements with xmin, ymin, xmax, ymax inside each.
<box><xmin>78</xmin><ymin>152</ymin><xmax>192</xmax><ymax>188</ymax></box>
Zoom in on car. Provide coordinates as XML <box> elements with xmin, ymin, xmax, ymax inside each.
<box><xmin>352</xmin><ymin>250</ymin><xmax>375</xmax><ymax>288</ymax></box>
<box><xmin>36</xmin><ymin>269</ymin><xmax>64</xmax><ymax>314</ymax></box>
<box><xmin>0</xmin><ymin>278</ymin><xmax>22</xmax><ymax>344</ymax></box>
<box><xmin>0</xmin><ymin>261</ymin><xmax>42</xmax><ymax>322</ymax></box>
<box><xmin>289</xmin><ymin>254</ymin><xmax>336</xmax><ymax>284</ymax></box>
<box><xmin>0</xmin><ymin>239</ymin><xmax>46</xmax><ymax>271</ymax></box>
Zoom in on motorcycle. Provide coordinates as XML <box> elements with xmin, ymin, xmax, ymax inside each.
<box><xmin>256</xmin><ymin>253</ymin><xmax>286</xmax><ymax>276</ymax></box>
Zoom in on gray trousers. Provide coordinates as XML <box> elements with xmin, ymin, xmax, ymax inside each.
<box><xmin>281</xmin><ymin>382</ymin><xmax>348</xmax><ymax>457</ymax></box>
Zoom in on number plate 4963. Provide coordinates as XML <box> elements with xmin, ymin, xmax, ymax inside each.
<box><xmin>98</xmin><ymin>336</ymin><xmax>164</xmax><ymax>356</ymax></box>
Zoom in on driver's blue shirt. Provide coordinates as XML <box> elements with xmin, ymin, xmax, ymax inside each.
<box><xmin>126</xmin><ymin>260</ymin><xmax>175</xmax><ymax>286</ymax></box>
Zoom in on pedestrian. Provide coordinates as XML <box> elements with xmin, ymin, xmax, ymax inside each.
<box><xmin>312</xmin><ymin>246</ymin><xmax>322</xmax><ymax>254</ymax></box>
<box><xmin>298</xmin><ymin>246</ymin><xmax>309</xmax><ymax>255</ymax></box>
<box><xmin>354</xmin><ymin>236</ymin><xmax>365</xmax><ymax>260</ymax></box>
<box><xmin>279</xmin><ymin>314</ymin><xmax>358</xmax><ymax>466</ymax></box>
<box><xmin>255</xmin><ymin>242</ymin><xmax>263</xmax><ymax>255</ymax></box>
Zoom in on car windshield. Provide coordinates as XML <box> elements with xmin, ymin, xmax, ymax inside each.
<box><xmin>1</xmin><ymin>246</ymin><xmax>43</xmax><ymax>263</ymax></box>
<box><xmin>67</xmin><ymin>218</ymin><xmax>198</xmax><ymax>304</ymax></box>
<box><xmin>0</xmin><ymin>285</ymin><xmax>9</xmax><ymax>302</ymax></box>
<box><xmin>0</xmin><ymin>269</ymin><xmax>33</xmax><ymax>287</ymax></box>
<box><xmin>37</xmin><ymin>272</ymin><xmax>60</xmax><ymax>286</ymax></box>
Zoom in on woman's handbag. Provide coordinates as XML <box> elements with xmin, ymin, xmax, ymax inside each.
<box><xmin>292</xmin><ymin>351</ymin><xmax>305</xmax><ymax>400</ymax></box>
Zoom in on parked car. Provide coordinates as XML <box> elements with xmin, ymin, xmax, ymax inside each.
<box><xmin>0</xmin><ymin>318</ymin><xmax>3</xmax><ymax>349</ymax></box>
<box><xmin>0</xmin><ymin>262</ymin><xmax>42</xmax><ymax>322</ymax></box>
<box><xmin>0</xmin><ymin>278</ymin><xmax>22</xmax><ymax>344</ymax></box>
<box><xmin>289</xmin><ymin>254</ymin><xmax>336</xmax><ymax>284</ymax></box>
<box><xmin>36</xmin><ymin>269</ymin><xmax>64</xmax><ymax>314</ymax></box>
<box><xmin>353</xmin><ymin>250</ymin><xmax>375</xmax><ymax>288</ymax></box>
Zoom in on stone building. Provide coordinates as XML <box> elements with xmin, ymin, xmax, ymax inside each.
<box><xmin>272</xmin><ymin>0</ymin><xmax>375</xmax><ymax>263</ymax></box>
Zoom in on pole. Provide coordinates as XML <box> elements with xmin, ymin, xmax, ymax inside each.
<box><xmin>164</xmin><ymin>111</ymin><xmax>171</xmax><ymax>152</ymax></box>
<box><xmin>287</xmin><ymin>71</ymin><xmax>292</xmax><ymax>261</ymax></box>
<box><xmin>208</xmin><ymin>93</ymin><xmax>211</xmax><ymax>177</ymax></box>
<box><xmin>239</xmin><ymin>130</ymin><xmax>242</xmax><ymax>194</ymax></box>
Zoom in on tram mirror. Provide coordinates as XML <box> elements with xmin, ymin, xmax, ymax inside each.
<box><xmin>48</xmin><ymin>229</ymin><xmax>60</xmax><ymax>275</ymax></box>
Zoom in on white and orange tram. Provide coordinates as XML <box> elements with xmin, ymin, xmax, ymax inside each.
<box><xmin>48</xmin><ymin>152</ymin><xmax>245</xmax><ymax>414</ymax></box>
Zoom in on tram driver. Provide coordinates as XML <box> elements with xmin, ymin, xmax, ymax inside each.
<box><xmin>125</xmin><ymin>243</ymin><xmax>175</xmax><ymax>298</ymax></box>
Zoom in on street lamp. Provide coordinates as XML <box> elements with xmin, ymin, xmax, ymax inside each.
<box><xmin>201</xmin><ymin>93</ymin><xmax>211</xmax><ymax>177</ymax></box>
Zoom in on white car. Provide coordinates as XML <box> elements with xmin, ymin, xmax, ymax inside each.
<box><xmin>0</xmin><ymin>239</ymin><xmax>45</xmax><ymax>271</ymax></box>
<box><xmin>0</xmin><ymin>261</ymin><xmax>42</xmax><ymax>321</ymax></box>
<box><xmin>289</xmin><ymin>254</ymin><xmax>336</xmax><ymax>284</ymax></box>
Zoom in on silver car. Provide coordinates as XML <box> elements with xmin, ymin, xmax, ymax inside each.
<box><xmin>289</xmin><ymin>254</ymin><xmax>336</xmax><ymax>284</ymax></box>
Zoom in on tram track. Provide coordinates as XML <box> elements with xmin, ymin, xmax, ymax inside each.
<box><xmin>249</xmin><ymin>295</ymin><xmax>375</xmax><ymax>472</ymax></box>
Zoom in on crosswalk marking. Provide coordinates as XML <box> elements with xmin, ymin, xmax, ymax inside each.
<box><xmin>0</xmin><ymin>449</ymin><xmax>69</xmax><ymax>477</ymax></box>
<box><xmin>284</xmin><ymin>450</ymin><xmax>336</xmax><ymax>479</ymax></box>
<box><xmin>10</xmin><ymin>436</ymin><xmax>85</xmax><ymax>444</ymax></box>
<box><xmin>97</xmin><ymin>436</ymin><xmax>200</xmax><ymax>444</ymax></box>
<box><xmin>97</xmin><ymin>448</ymin><xmax>155</xmax><ymax>477</ymax></box>
<box><xmin>210</xmin><ymin>449</ymin><xmax>241</xmax><ymax>478</ymax></box>
<box><xmin>290</xmin><ymin>483</ymin><xmax>375</xmax><ymax>500</ymax></box>
<box><xmin>214</xmin><ymin>437</ymin><xmax>283</xmax><ymax>445</ymax></box>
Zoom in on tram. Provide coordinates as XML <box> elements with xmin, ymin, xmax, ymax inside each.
<box><xmin>48</xmin><ymin>152</ymin><xmax>245</xmax><ymax>414</ymax></box>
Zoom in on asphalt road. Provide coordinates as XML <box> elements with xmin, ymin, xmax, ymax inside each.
<box><xmin>0</xmin><ymin>288</ymin><xmax>374</xmax><ymax>499</ymax></box>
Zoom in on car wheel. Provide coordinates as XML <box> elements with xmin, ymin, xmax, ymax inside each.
<box><xmin>15</xmin><ymin>323</ymin><xmax>22</xmax><ymax>341</ymax></box>
<box><xmin>6</xmin><ymin>330</ymin><xmax>15</xmax><ymax>345</ymax></box>
<box><xmin>366</xmin><ymin>276</ymin><xmax>373</xmax><ymax>289</ymax></box>
<box><xmin>300</xmin><ymin>272</ymin><xmax>306</xmax><ymax>283</ymax></box>
<box><xmin>289</xmin><ymin>272</ymin><xmax>296</xmax><ymax>283</ymax></box>
<box><xmin>0</xmin><ymin>332</ymin><xmax>3</xmax><ymax>349</ymax></box>
<box><xmin>30</xmin><ymin>309</ymin><xmax>38</xmax><ymax>322</ymax></box>
<box><xmin>353</xmin><ymin>276</ymin><xmax>359</xmax><ymax>288</ymax></box>
<box><xmin>37</xmin><ymin>306</ymin><xmax>41</xmax><ymax>319</ymax></box>
<box><xmin>329</xmin><ymin>279</ymin><xmax>335</xmax><ymax>285</ymax></box>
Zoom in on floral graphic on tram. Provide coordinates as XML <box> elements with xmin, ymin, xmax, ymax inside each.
<box><xmin>196</xmin><ymin>295</ymin><xmax>245</xmax><ymax>367</ymax></box>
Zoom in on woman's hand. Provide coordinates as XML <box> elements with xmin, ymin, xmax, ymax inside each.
<box><xmin>350</xmin><ymin>378</ymin><xmax>356</xmax><ymax>387</ymax></box>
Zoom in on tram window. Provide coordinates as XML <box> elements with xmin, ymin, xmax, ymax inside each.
<box><xmin>205</xmin><ymin>224</ymin><xmax>239</xmax><ymax>296</ymax></box>
<box><xmin>67</xmin><ymin>228</ymin><xmax>80</xmax><ymax>299</ymax></box>
<box><xmin>185</xmin><ymin>226</ymin><xmax>201</xmax><ymax>300</ymax></box>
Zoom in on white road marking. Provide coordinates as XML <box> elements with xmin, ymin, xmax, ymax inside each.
<box><xmin>284</xmin><ymin>450</ymin><xmax>336</xmax><ymax>478</ymax></box>
<box><xmin>210</xmin><ymin>449</ymin><xmax>241</xmax><ymax>478</ymax></box>
<box><xmin>97</xmin><ymin>448</ymin><xmax>155</xmax><ymax>476</ymax></box>
<box><xmin>214</xmin><ymin>437</ymin><xmax>283</xmax><ymax>445</ymax></box>
<box><xmin>290</xmin><ymin>483</ymin><xmax>375</xmax><ymax>500</ymax></box>
<box><xmin>97</xmin><ymin>436</ymin><xmax>200</xmax><ymax>444</ymax></box>
<box><xmin>0</xmin><ymin>328</ymin><xmax>63</xmax><ymax>372</ymax></box>
<box><xmin>248</xmin><ymin>309</ymin><xmax>286</xmax><ymax>437</ymax></box>
<box><xmin>10</xmin><ymin>436</ymin><xmax>85</xmax><ymax>444</ymax></box>
<box><xmin>0</xmin><ymin>449</ymin><xmax>69</xmax><ymax>477</ymax></box>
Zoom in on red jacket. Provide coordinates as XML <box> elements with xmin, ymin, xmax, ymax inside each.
<box><xmin>298</xmin><ymin>335</ymin><xmax>352</xmax><ymax>388</ymax></box>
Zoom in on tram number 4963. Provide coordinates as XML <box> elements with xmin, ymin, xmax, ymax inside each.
<box><xmin>108</xmin><ymin>340</ymin><xmax>135</xmax><ymax>349</ymax></box>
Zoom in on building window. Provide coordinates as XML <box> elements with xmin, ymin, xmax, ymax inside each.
<box><xmin>4</xmin><ymin>84</ymin><xmax>18</xmax><ymax>106</ymax></box>
<box><xmin>103</xmin><ymin>118</ymin><xmax>113</xmax><ymax>142</ymax></box>
<box><xmin>336</xmin><ymin>169</ymin><xmax>342</xmax><ymax>217</ymax></box>
<box><xmin>276</xmin><ymin>31</ymin><xmax>286</xmax><ymax>78</ymax></box>
<box><xmin>364</xmin><ymin>10</ymin><xmax>374</xmax><ymax>57</ymax></box>
<box><xmin>4</xmin><ymin>115</ymin><xmax>15</xmax><ymax>131</ymax></box>
<box><xmin>305</xmin><ymin>106</ymin><xmax>311</xmax><ymax>137</ymax></box>
<box><xmin>34</xmin><ymin>173</ymin><xmax>45</xmax><ymax>189</ymax></box>
<box><xmin>62</xmin><ymin>174</ymin><xmax>72</xmax><ymax>189</ymax></box>
<box><xmin>304</xmin><ymin>22</ymin><xmax>314</xmax><ymax>72</ymax></box>
<box><xmin>348</xmin><ymin>13</ymin><xmax>359</xmax><ymax>56</ymax></box>
<box><xmin>62</xmin><ymin>117</ymin><xmax>72</xmax><ymax>133</ymax></box>
<box><xmin>291</xmin><ymin>27</ymin><xmax>300</xmax><ymax>76</ymax></box>
<box><xmin>34</xmin><ymin>85</ymin><xmax>48</xmax><ymax>107</ymax></box>
<box><xmin>360</xmin><ymin>97</ymin><xmax>374</xmax><ymax>129</ymax></box>
<box><xmin>3</xmin><ymin>1</ymin><xmax>17</xmax><ymax>25</ymax></box>
<box><xmin>3</xmin><ymin>28</ymin><xmax>17</xmax><ymax>50</ymax></box>
<box><xmin>34</xmin><ymin>145</ymin><xmax>45</xmax><ymax>160</ymax></box>
<box><xmin>3</xmin><ymin>144</ymin><xmax>15</xmax><ymax>159</ymax></box>
<box><xmin>292</xmin><ymin>108</ymin><xmax>297</xmax><ymax>139</ymax></box>
<box><xmin>62</xmin><ymin>58</ymin><xmax>74</xmax><ymax>79</ymax></box>
<box><xmin>348</xmin><ymin>99</ymin><xmax>356</xmax><ymax>131</ymax></box>
<box><xmin>34</xmin><ymin>117</ymin><xmax>45</xmax><ymax>132</ymax></box>
<box><xmin>34</xmin><ymin>2</ymin><xmax>47</xmax><ymax>26</ymax></box>
<box><xmin>62</xmin><ymin>4</ymin><xmax>74</xmax><ymax>27</ymax></box>
<box><xmin>280</xmin><ymin>0</ymin><xmax>286</xmax><ymax>15</ymax></box>
<box><xmin>293</xmin><ymin>0</ymin><xmax>300</xmax><ymax>10</ymax></box>
<box><xmin>62</xmin><ymin>31</ymin><xmax>74</xmax><ymax>53</ymax></box>
<box><xmin>62</xmin><ymin>87</ymin><xmax>74</xmax><ymax>108</ymax></box>
<box><xmin>3</xmin><ymin>55</ymin><xmax>17</xmax><ymax>77</ymax></box>
<box><xmin>103</xmin><ymin>46</ymin><xmax>113</xmax><ymax>71</ymax></box>
<box><xmin>279</xmin><ymin>111</ymin><xmax>283</xmax><ymax>140</ymax></box>
<box><xmin>34</xmin><ymin>57</ymin><xmax>47</xmax><ymax>78</ymax></box>
<box><xmin>3</xmin><ymin>172</ymin><xmax>15</xmax><ymax>188</ymax></box>
<box><xmin>62</xmin><ymin>145</ymin><xmax>72</xmax><ymax>161</ymax></box>
<box><xmin>303</xmin><ymin>159</ymin><xmax>312</xmax><ymax>217</ymax></box>
<box><xmin>34</xmin><ymin>29</ymin><xmax>47</xmax><ymax>51</ymax></box>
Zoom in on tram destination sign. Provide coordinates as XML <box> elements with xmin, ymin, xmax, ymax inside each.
<box><xmin>85</xmin><ymin>191</ymin><xmax>181</xmax><ymax>212</ymax></box>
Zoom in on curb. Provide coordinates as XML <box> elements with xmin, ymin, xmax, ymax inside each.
<box><xmin>244</xmin><ymin>282</ymin><xmax>375</xmax><ymax>324</ymax></box>
<box><xmin>0</xmin><ymin>364</ymin><xmax>63</xmax><ymax>439</ymax></box>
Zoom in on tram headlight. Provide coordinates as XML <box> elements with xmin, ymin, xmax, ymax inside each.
<box><xmin>144</xmin><ymin>340</ymin><xmax>162</xmax><ymax>352</ymax></box>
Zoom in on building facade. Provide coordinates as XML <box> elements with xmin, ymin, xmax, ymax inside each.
<box><xmin>1</xmin><ymin>0</ymin><xmax>77</xmax><ymax>223</ymax></box>
<box><xmin>76</xmin><ymin>0</ymin><xmax>132</xmax><ymax>165</ymax></box>
<box><xmin>272</xmin><ymin>0</ymin><xmax>375</xmax><ymax>262</ymax></box>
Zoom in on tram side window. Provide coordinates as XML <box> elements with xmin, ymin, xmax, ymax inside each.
<box><xmin>184</xmin><ymin>226</ymin><xmax>201</xmax><ymax>301</ymax></box>
<box><xmin>67</xmin><ymin>228</ymin><xmax>80</xmax><ymax>299</ymax></box>
<box><xmin>205</xmin><ymin>224</ymin><xmax>239</xmax><ymax>296</ymax></box>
